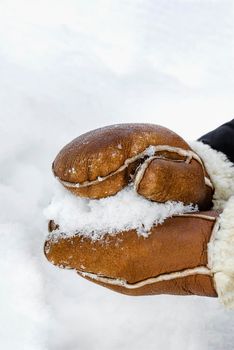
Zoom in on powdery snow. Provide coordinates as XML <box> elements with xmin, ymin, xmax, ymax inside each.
<box><xmin>1</xmin><ymin>1</ymin><xmax>234</xmax><ymax>350</ymax></box>
<box><xmin>44</xmin><ymin>183</ymin><xmax>197</xmax><ymax>240</ymax></box>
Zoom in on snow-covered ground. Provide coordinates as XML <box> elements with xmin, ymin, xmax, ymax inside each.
<box><xmin>0</xmin><ymin>1</ymin><xmax>234</xmax><ymax>349</ymax></box>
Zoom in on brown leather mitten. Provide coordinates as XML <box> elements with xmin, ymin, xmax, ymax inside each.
<box><xmin>44</xmin><ymin>198</ymin><xmax>234</xmax><ymax>308</ymax></box>
<box><xmin>45</xmin><ymin>123</ymin><xmax>234</xmax><ymax>307</ymax></box>
<box><xmin>52</xmin><ymin>124</ymin><xmax>213</xmax><ymax>209</ymax></box>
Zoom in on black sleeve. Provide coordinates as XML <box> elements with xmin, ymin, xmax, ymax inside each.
<box><xmin>198</xmin><ymin>119</ymin><xmax>234</xmax><ymax>164</ymax></box>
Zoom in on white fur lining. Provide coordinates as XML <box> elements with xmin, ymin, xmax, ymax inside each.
<box><xmin>189</xmin><ymin>141</ymin><xmax>234</xmax><ymax>210</ymax></box>
<box><xmin>208</xmin><ymin>196</ymin><xmax>234</xmax><ymax>308</ymax></box>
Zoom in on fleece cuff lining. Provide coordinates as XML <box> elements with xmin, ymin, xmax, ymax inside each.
<box><xmin>189</xmin><ymin>141</ymin><xmax>234</xmax><ymax>210</ymax></box>
<box><xmin>208</xmin><ymin>196</ymin><xmax>234</xmax><ymax>308</ymax></box>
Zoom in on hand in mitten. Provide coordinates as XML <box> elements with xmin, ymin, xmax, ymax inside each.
<box><xmin>44</xmin><ymin>201</ymin><xmax>234</xmax><ymax>307</ymax></box>
<box><xmin>44</xmin><ymin>122</ymin><xmax>234</xmax><ymax>308</ymax></box>
<box><xmin>52</xmin><ymin>124</ymin><xmax>214</xmax><ymax>209</ymax></box>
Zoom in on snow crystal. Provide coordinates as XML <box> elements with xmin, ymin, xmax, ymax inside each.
<box><xmin>44</xmin><ymin>183</ymin><xmax>197</xmax><ymax>240</ymax></box>
<box><xmin>145</xmin><ymin>145</ymin><xmax>157</xmax><ymax>157</ymax></box>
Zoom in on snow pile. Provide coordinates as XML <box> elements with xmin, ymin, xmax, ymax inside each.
<box><xmin>0</xmin><ymin>224</ymin><xmax>50</xmax><ymax>350</ymax></box>
<box><xmin>44</xmin><ymin>184</ymin><xmax>197</xmax><ymax>240</ymax></box>
<box><xmin>1</xmin><ymin>1</ymin><xmax>234</xmax><ymax>349</ymax></box>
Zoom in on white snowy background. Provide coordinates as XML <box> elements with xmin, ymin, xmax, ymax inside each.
<box><xmin>0</xmin><ymin>1</ymin><xmax>234</xmax><ymax>349</ymax></box>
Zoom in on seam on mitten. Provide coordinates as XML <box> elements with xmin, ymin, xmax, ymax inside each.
<box><xmin>77</xmin><ymin>266</ymin><xmax>212</xmax><ymax>289</ymax></box>
<box><xmin>55</xmin><ymin>144</ymin><xmax>209</xmax><ymax>189</ymax></box>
